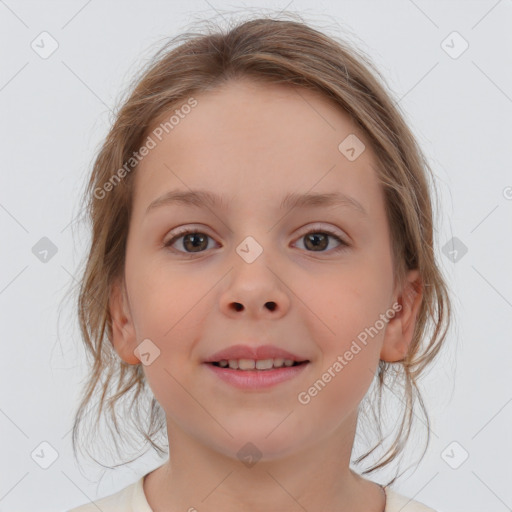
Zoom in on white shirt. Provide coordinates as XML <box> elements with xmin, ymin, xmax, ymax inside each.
<box><xmin>67</xmin><ymin>475</ymin><xmax>437</xmax><ymax>512</ymax></box>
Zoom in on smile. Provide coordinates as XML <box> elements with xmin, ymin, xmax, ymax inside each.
<box><xmin>211</xmin><ymin>358</ymin><xmax>306</xmax><ymax>370</ymax></box>
<box><xmin>204</xmin><ymin>359</ymin><xmax>310</xmax><ymax>389</ymax></box>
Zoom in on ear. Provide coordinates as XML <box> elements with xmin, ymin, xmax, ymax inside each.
<box><xmin>380</xmin><ymin>269</ymin><xmax>423</xmax><ymax>362</ymax></box>
<box><xmin>109</xmin><ymin>277</ymin><xmax>140</xmax><ymax>365</ymax></box>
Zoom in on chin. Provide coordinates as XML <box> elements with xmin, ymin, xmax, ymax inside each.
<box><xmin>212</xmin><ymin>425</ymin><xmax>306</xmax><ymax>463</ymax></box>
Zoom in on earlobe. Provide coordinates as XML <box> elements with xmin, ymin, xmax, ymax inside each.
<box><xmin>109</xmin><ymin>278</ymin><xmax>140</xmax><ymax>365</ymax></box>
<box><xmin>380</xmin><ymin>269</ymin><xmax>423</xmax><ymax>363</ymax></box>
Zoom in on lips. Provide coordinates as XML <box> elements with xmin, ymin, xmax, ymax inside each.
<box><xmin>203</xmin><ymin>344</ymin><xmax>308</xmax><ymax>364</ymax></box>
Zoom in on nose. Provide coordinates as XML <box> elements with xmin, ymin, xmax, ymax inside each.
<box><xmin>219</xmin><ymin>260</ymin><xmax>290</xmax><ymax>319</ymax></box>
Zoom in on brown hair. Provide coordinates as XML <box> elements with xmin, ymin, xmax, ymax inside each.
<box><xmin>66</xmin><ymin>12</ymin><xmax>452</xmax><ymax>485</ymax></box>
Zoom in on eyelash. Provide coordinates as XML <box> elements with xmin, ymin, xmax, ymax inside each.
<box><xmin>163</xmin><ymin>225</ymin><xmax>350</xmax><ymax>257</ymax></box>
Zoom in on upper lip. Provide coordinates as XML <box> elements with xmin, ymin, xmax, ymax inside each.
<box><xmin>204</xmin><ymin>344</ymin><xmax>309</xmax><ymax>363</ymax></box>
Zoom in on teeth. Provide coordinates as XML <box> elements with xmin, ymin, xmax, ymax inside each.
<box><xmin>238</xmin><ymin>359</ymin><xmax>255</xmax><ymax>370</ymax></box>
<box><xmin>216</xmin><ymin>358</ymin><xmax>299</xmax><ymax>370</ymax></box>
<box><xmin>256</xmin><ymin>359</ymin><xmax>273</xmax><ymax>370</ymax></box>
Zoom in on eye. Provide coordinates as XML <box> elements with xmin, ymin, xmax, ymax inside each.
<box><xmin>293</xmin><ymin>226</ymin><xmax>350</xmax><ymax>254</ymax></box>
<box><xmin>163</xmin><ymin>225</ymin><xmax>350</xmax><ymax>256</ymax></box>
<box><xmin>164</xmin><ymin>227</ymin><xmax>217</xmax><ymax>256</ymax></box>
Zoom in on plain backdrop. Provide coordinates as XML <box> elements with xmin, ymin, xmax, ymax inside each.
<box><xmin>1</xmin><ymin>1</ymin><xmax>511</xmax><ymax>511</ymax></box>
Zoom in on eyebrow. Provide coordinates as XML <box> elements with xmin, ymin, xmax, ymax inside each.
<box><xmin>145</xmin><ymin>189</ymin><xmax>367</xmax><ymax>216</ymax></box>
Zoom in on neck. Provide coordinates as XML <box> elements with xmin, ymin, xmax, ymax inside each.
<box><xmin>143</xmin><ymin>410</ymin><xmax>386</xmax><ymax>512</ymax></box>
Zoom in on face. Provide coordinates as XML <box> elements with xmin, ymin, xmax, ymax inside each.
<box><xmin>110</xmin><ymin>78</ymin><xmax>421</xmax><ymax>462</ymax></box>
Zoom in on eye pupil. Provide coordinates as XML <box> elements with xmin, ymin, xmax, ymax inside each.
<box><xmin>305</xmin><ymin>233</ymin><xmax>328</xmax><ymax>251</ymax></box>
<box><xmin>183</xmin><ymin>233</ymin><xmax>208</xmax><ymax>252</ymax></box>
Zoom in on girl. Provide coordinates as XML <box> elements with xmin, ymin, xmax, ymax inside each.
<box><xmin>67</xmin><ymin>13</ymin><xmax>451</xmax><ymax>512</ymax></box>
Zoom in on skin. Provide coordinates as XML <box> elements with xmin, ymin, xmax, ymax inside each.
<box><xmin>109</xmin><ymin>78</ymin><xmax>423</xmax><ymax>512</ymax></box>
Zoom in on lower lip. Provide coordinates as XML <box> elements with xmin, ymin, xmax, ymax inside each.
<box><xmin>204</xmin><ymin>362</ymin><xmax>309</xmax><ymax>390</ymax></box>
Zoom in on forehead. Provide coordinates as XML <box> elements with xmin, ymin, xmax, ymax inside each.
<box><xmin>132</xmin><ymin>78</ymin><xmax>383</xmax><ymax>218</ymax></box>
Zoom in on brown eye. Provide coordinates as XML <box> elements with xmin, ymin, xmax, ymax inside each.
<box><xmin>163</xmin><ymin>226</ymin><xmax>349</xmax><ymax>256</ymax></box>
<box><xmin>295</xmin><ymin>229</ymin><xmax>349</xmax><ymax>253</ymax></box>
<box><xmin>164</xmin><ymin>230</ymin><xmax>216</xmax><ymax>254</ymax></box>
<box><xmin>304</xmin><ymin>233</ymin><xmax>329</xmax><ymax>251</ymax></box>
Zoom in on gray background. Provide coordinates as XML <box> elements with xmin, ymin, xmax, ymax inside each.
<box><xmin>1</xmin><ymin>1</ymin><xmax>511</xmax><ymax>511</ymax></box>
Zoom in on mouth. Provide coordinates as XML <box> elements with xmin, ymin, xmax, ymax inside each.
<box><xmin>204</xmin><ymin>358</ymin><xmax>311</xmax><ymax>390</ymax></box>
<box><xmin>203</xmin><ymin>344</ymin><xmax>310</xmax><ymax>389</ymax></box>
<box><xmin>204</xmin><ymin>343</ymin><xmax>308</xmax><ymax>366</ymax></box>
<box><xmin>208</xmin><ymin>358</ymin><xmax>309</xmax><ymax>370</ymax></box>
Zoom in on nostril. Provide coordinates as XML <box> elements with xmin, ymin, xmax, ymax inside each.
<box><xmin>230</xmin><ymin>302</ymin><xmax>276</xmax><ymax>312</ymax></box>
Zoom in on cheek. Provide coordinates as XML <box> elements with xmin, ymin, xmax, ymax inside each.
<box><xmin>125</xmin><ymin>249</ymin><xmax>201</xmax><ymax>335</ymax></box>
<box><xmin>124</xmin><ymin>253</ymin><xmax>220</xmax><ymax>378</ymax></box>
<box><xmin>301</xmin><ymin>257</ymin><xmax>392</xmax><ymax>348</ymax></box>
<box><xmin>296</xmin><ymin>267</ymin><xmax>389</xmax><ymax>418</ymax></box>
<box><xmin>126</xmin><ymin>261</ymin><xmax>212</xmax><ymax>417</ymax></box>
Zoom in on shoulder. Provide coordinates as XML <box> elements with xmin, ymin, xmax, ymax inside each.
<box><xmin>66</xmin><ymin>475</ymin><xmax>152</xmax><ymax>512</ymax></box>
<box><xmin>385</xmin><ymin>487</ymin><xmax>437</xmax><ymax>512</ymax></box>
